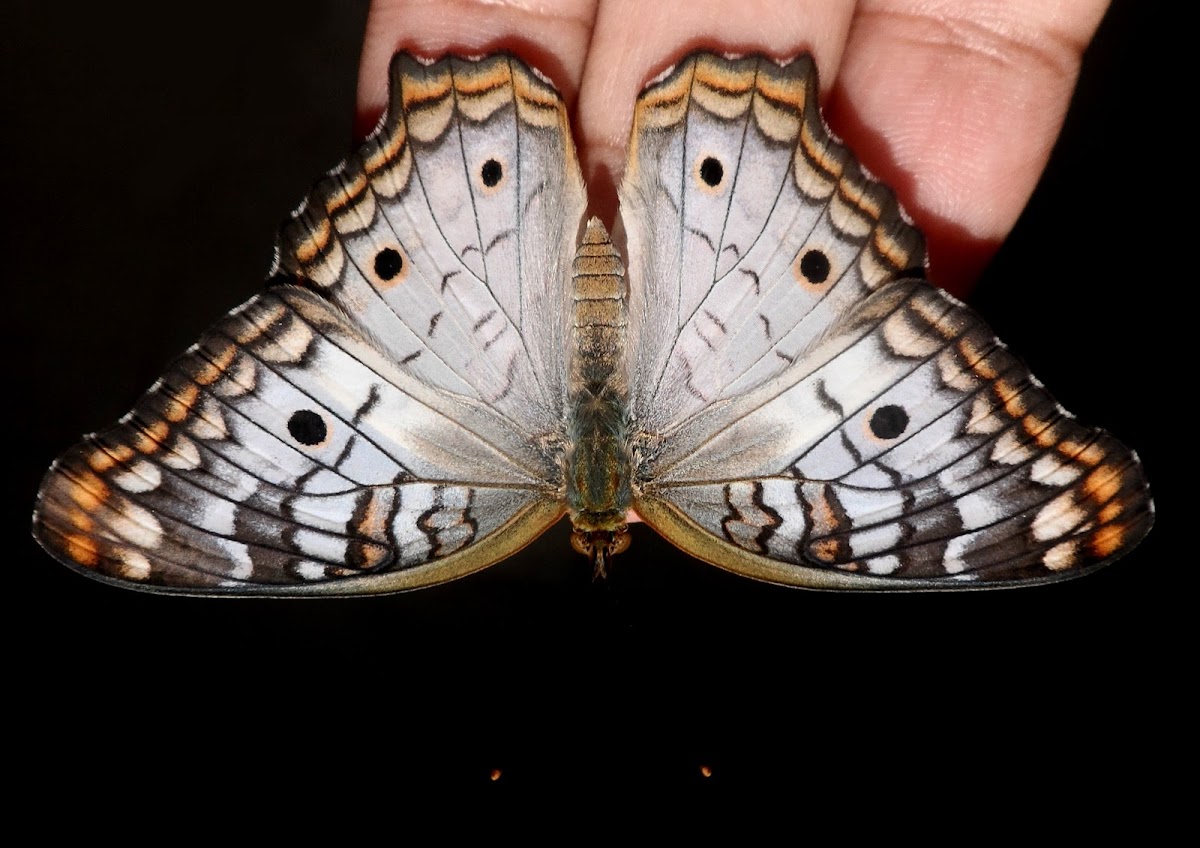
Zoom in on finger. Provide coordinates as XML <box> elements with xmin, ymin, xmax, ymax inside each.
<box><xmin>829</xmin><ymin>0</ymin><xmax>1110</xmax><ymax>294</ymax></box>
<box><xmin>577</xmin><ymin>0</ymin><xmax>859</xmax><ymax>222</ymax></box>
<box><xmin>356</xmin><ymin>0</ymin><xmax>600</xmax><ymax>137</ymax></box>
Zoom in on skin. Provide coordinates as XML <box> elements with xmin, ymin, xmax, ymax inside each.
<box><xmin>355</xmin><ymin>0</ymin><xmax>1110</xmax><ymax>298</ymax></box>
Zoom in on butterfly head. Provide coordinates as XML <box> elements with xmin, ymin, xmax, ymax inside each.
<box><xmin>570</xmin><ymin>527</ymin><xmax>631</xmax><ymax>579</ymax></box>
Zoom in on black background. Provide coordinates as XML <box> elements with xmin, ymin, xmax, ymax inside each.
<box><xmin>6</xmin><ymin>1</ymin><xmax>1176</xmax><ymax>806</ymax></box>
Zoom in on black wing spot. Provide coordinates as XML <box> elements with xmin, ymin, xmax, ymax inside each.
<box><xmin>481</xmin><ymin>158</ymin><xmax>503</xmax><ymax>187</ymax></box>
<box><xmin>288</xmin><ymin>410</ymin><xmax>327</xmax><ymax>446</ymax></box>
<box><xmin>799</xmin><ymin>249</ymin><xmax>831</xmax><ymax>284</ymax></box>
<box><xmin>700</xmin><ymin>156</ymin><xmax>724</xmax><ymax>187</ymax></box>
<box><xmin>869</xmin><ymin>404</ymin><xmax>908</xmax><ymax>440</ymax></box>
<box><xmin>374</xmin><ymin>247</ymin><xmax>404</xmax><ymax>281</ymax></box>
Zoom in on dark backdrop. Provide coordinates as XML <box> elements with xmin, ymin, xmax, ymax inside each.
<box><xmin>5</xmin><ymin>1</ymin><xmax>1175</xmax><ymax>804</ymax></box>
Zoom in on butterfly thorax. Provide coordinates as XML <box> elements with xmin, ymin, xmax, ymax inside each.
<box><xmin>564</xmin><ymin>220</ymin><xmax>633</xmax><ymax>564</ymax></box>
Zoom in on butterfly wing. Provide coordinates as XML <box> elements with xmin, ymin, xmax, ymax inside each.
<box><xmin>33</xmin><ymin>53</ymin><xmax>585</xmax><ymax>594</ymax></box>
<box><xmin>623</xmin><ymin>53</ymin><xmax>1152</xmax><ymax>587</ymax></box>
<box><xmin>278</xmin><ymin>52</ymin><xmax>583</xmax><ymax>435</ymax></box>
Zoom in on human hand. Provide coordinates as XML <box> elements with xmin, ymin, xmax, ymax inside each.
<box><xmin>356</xmin><ymin>0</ymin><xmax>1109</xmax><ymax>297</ymax></box>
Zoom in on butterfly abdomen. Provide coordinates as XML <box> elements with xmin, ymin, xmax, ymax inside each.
<box><xmin>565</xmin><ymin>218</ymin><xmax>632</xmax><ymax>533</ymax></box>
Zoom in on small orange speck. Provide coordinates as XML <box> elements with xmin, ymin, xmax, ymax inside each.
<box><xmin>1058</xmin><ymin>439</ymin><xmax>1103</xmax><ymax>464</ymax></box>
<box><xmin>756</xmin><ymin>71</ymin><xmax>806</xmax><ymax>110</ymax></box>
<box><xmin>134</xmin><ymin>419</ymin><xmax>170</xmax><ymax>452</ymax></box>
<box><xmin>454</xmin><ymin>61</ymin><xmax>510</xmax><ymax>96</ymax></box>
<box><xmin>162</xmin><ymin>398</ymin><xmax>187</xmax><ymax>422</ymax></box>
<box><xmin>960</xmin><ymin>337</ymin><xmax>996</xmax><ymax>378</ymax></box>
<box><xmin>1022</xmin><ymin>414</ymin><xmax>1054</xmax><ymax>446</ymax></box>
<box><xmin>67</xmin><ymin>473</ymin><xmax>108</xmax><ymax>510</ymax></box>
<box><xmin>64</xmin><ymin>534</ymin><xmax>100</xmax><ymax>567</ymax></box>
<box><xmin>175</xmin><ymin>384</ymin><xmax>201</xmax><ymax>410</ymax></box>
<box><xmin>693</xmin><ymin>58</ymin><xmax>755</xmax><ymax>95</ymax></box>
<box><xmin>87</xmin><ymin>444</ymin><xmax>131</xmax><ymax>471</ymax></box>
<box><xmin>1077</xmin><ymin>443</ymin><xmax>1106</xmax><ymax>466</ymax></box>
<box><xmin>994</xmin><ymin>379</ymin><xmax>1027</xmax><ymax>417</ymax></box>
<box><xmin>295</xmin><ymin>217</ymin><xmax>332</xmax><ymax>263</ymax></box>
<box><xmin>67</xmin><ymin>509</ymin><xmax>94</xmax><ymax>532</ymax></box>
<box><xmin>800</xmin><ymin>120</ymin><xmax>838</xmax><ymax>180</ymax></box>
<box><xmin>1083</xmin><ymin>466</ymin><xmax>1122</xmax><ymax>504</ymax></box>
<box><xmin>808</xmin><ymin>491</ymin><xmax>837</xmax><ymax>534</ymax></box>
<box><xmin>324</xmin><ymin>171</ymin><xmax>368</xmax><ymax>214</ymax></box>
<box><xmin>810</xmin><ymin>538</ymin><xmax>841</xmax><ymax>563</ymax></box>
<box><xmin>489</xmin><ymin>768</ymin><xmax>502</xmax><ymax>782</ymax></box>
<box><xmin>1090</xmin><ymin>524</ymin><xmax>1126</xmax><ymax>559</ymax></box>
<box><xmin>700</xmin><ymin>765</ymin><xmax>713</xmax><ymax>778</ymax></box>
<box><xmin>193</xmin><ymin>343</ymin><xmax>236</xmax><ymax>385</ymax></box>
<box><xmin>874</xmin><ymin>227</ymin><xmax>915</xmax><ymax>272</ymax></box>
<box><xmin>87</xmin><ymin>450</ymin><xmax>116</xmax><ymax>472</ymax></box>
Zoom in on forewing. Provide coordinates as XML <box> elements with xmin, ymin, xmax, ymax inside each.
<box><xmin>621</xmin><ymin>53</ymin><xmax>923</xmax><ymax>435</ymax></box>
<box><xmin>277</xmin><ymin>53</ymin><xmax>585</xmax><ymax>433</ymax></box>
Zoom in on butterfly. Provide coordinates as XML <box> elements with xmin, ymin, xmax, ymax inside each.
<box><xmin>31</xmin><ymin>51</ymin><xmax>1153</xmax><ymax>594</ymax></box>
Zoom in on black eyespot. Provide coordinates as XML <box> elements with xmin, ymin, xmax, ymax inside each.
<box><xmin>288</xmin><ymin>410</ymin><xmax>327</xmax><ymax>446</ymax></box>
<box><xmin>481</xmin><ymin>159</ymin><xmax>503</xmax><ymax>187</ymax></box>
<box><xmin>799</xmin><ymin>249</ymin><xmax>831</xmax><ymax>284</ymax></box>
<box><xmin>869</xmin><ymin>405</ymin><xmax>908</xmax><ymax>440</ymax></box>
<box><xmin>374</xmin><ymin>247</ymin><xmax>403</xmax><ymax>281</ymax></box>
<box><xmin>699</xmin><ymin>157</ymin><xmax>723</xmax><ymax>187</ymax></box>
